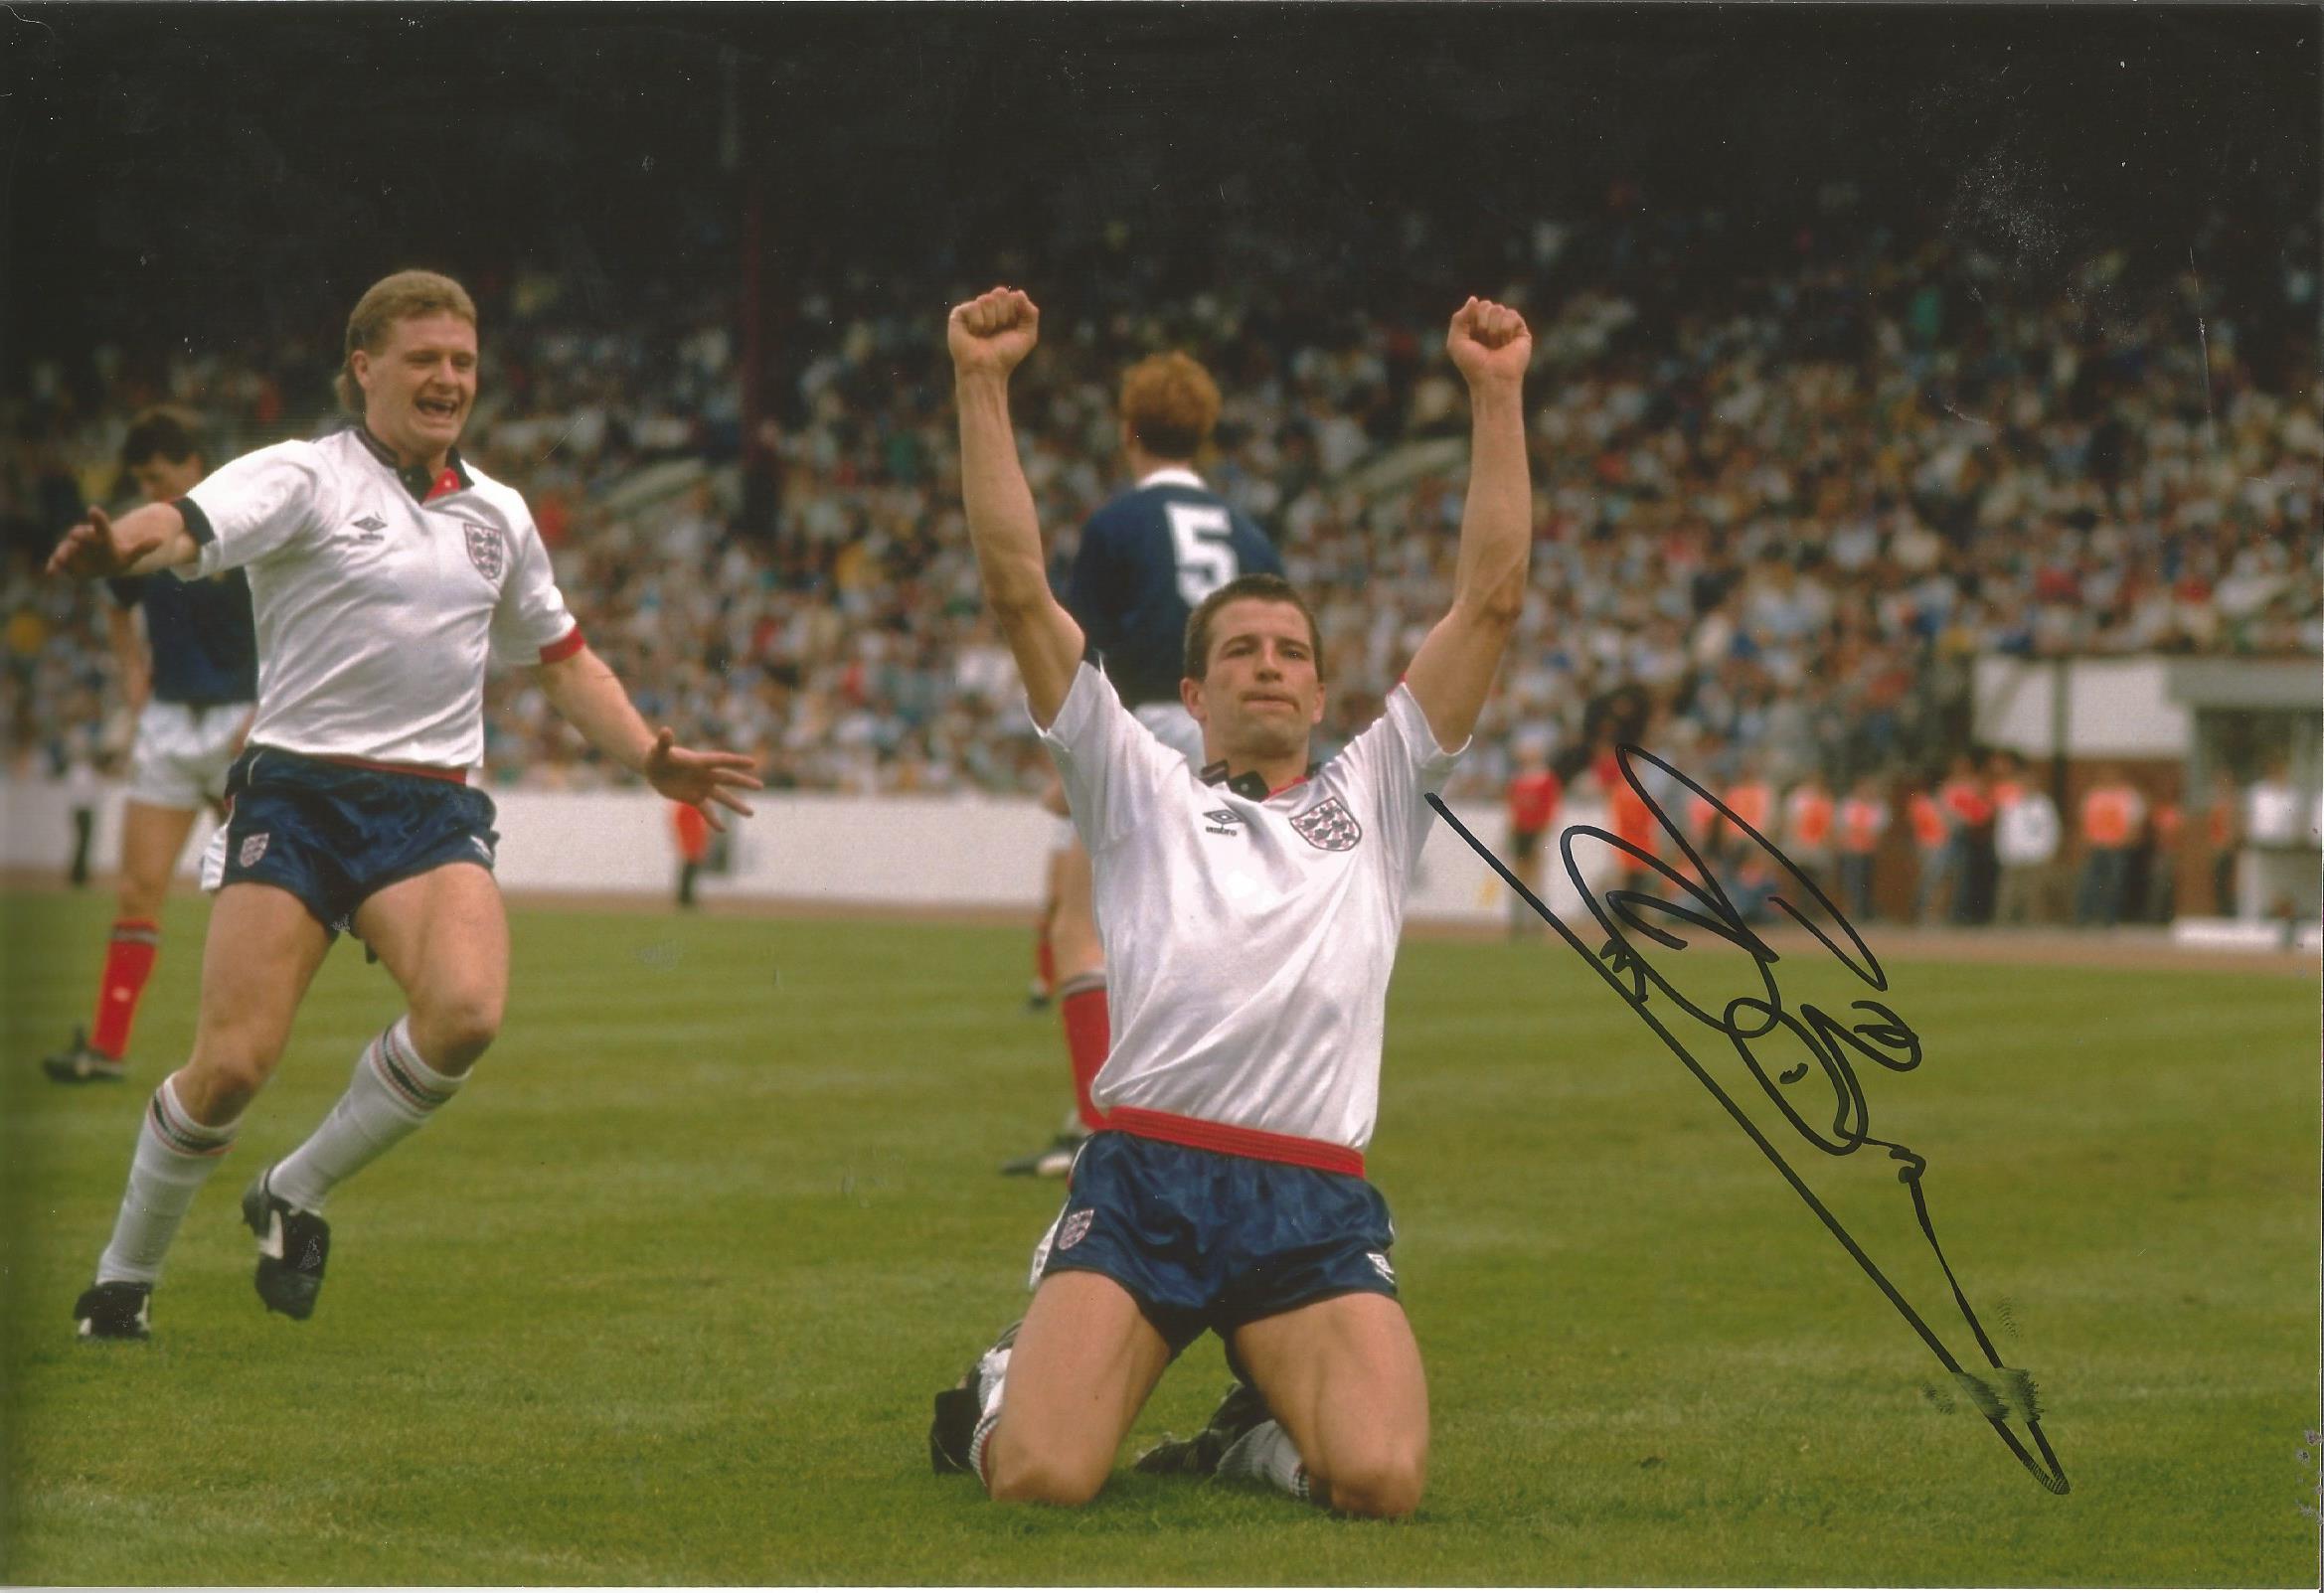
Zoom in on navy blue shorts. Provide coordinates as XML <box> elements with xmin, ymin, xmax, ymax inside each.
<box><xmin>1035</xmin><ymin>1130</ymin><xmax>1401</xmax><ymax>1354</ymax></box>
<box><xmin>209</xmin><ymin>746</ymin><xmax>499</xmax><ymax>936</ymax></box>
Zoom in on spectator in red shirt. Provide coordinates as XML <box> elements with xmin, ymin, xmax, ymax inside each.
<box><xmin>671</xmin><ymin>799</ymin><xmax>713</xmax><ymax>909</ymax></box>
<box><xmin>2074</xmin><ymin>766</ymin><xmax>2147</xmax><ymax>927</ymax></box>
<box><xmin>1781</xmin><ymin>770</ymin><xmax>1838</xmax><ymax>895</ymax></box>
<box><xmin>1908</xmin><ymin>784</ymin><xmax>1953</xmax><ymax>925</ymax></box>
<box><xmin>1606</xmin><ymin>764</ymin><xmax>1660</xmax><ymax>895</ymax></box>
<box><xmin>1504</xmin><ymin>742</ymin><xmax>1564</xmax><ymax>938</ymax></box>
<box><xmin>1715</xmin><ymin>756</ymin><xmax>1775</xmax><ymax>874</ymax></box>
<box><xmin>1836</xmin><ymin>774</ymin><xmax>1890</xmax><ymax>923</ymax></box>
<box><xmin>1584</xmin><ymin>733</ymin><xmax>1661</xmax><ymax>898</ymax></box>
<box><xmin>1938</xmin><ymin>752</ymin><xmax>1997</xmax><ymax>926</ymax></box>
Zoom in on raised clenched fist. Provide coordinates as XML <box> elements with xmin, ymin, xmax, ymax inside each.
<box><xmin>947</xmin><ymin>287</ymin><xmax>1041</xmax><ymax>380</ymax></box>
<box><xmin>1446</xmin><ymin>296</ymin><xmax>1532</xmax><ymax>389</ymax></box>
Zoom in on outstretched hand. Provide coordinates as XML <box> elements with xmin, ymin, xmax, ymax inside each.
<box><xmin>1446</xmin><ymin>296</ymin><xmax>1532</xmax><ymax>390</ymax></box>
<box><xmin>643</xmin><ymin>727</ymin><xmax>762</xmax><ymax>833</ymax></box>
<box><xmin>47</xmin><ymin>507</ymin><xmax>135</xmax><ymax>579</ymax></box>
<box><xmin>947</xmin><ymin>286</ymin><xmax>1041</xmax><ymax>380</ymax></box>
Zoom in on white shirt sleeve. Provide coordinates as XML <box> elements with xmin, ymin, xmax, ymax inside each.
<box><xmin>1329</xmin><ymin>683</ymin><xmax>1465</xmax><ymax>880</ymax></box>
<box><xmin>178</xmin><ymin>441</ymin><xmax>330</xmax><ymax>578</ymax></box>
<box><xmin>488</xmin><ymin>513</ymin><xmax>580</xmax><ymax>665</ymax></box>
<box><xmin>1037</xmin><ymin>663</ymin><xmax>1183</xmax><ymax>852</ymax></box>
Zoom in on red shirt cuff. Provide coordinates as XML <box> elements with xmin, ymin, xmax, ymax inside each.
<box><xmin>539</xmin><ymin>626</ymin><xmax>585</xmax><ymax>664</ymax></box>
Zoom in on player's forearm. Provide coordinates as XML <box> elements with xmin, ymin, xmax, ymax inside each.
<box><xmin>534</xmin><ymin>645</ymin><xmax>656</xmax><ymax>773</ymax></box>
<box><xmin>1449</xmin><ymin>382</ymin><xmax>1531</xmax><ymax>626</ymax></box>
<box><xmin>953</xmin><ymin>372</ymin><xmax>1085</xmax><ymax>724</ymax></box>
<box><xmin>954</xmin><ymin>373</ymin><xmax>1053</xmax><ymax>616</ymax></box>
<box><xmin>114</xmin><ymin>504</ymin><xmax>201</xmax><ymax>577</ymax></box>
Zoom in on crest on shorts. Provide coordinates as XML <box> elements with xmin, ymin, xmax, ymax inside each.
<box><xmin>1291</xmin><ymin>795</ymin><xmax>1364</xmax><ymax>852</ymax></box>
<box><xmin>1057</xmin><ymin>1208</ymin><xmax>1095</xmax><ymax>1251</ymax></box>
<box><xmin>239</xmin><ymin>832</ymin><xmax>270</xmax><ymax>868</ymax></box>
<box><xmin>462</xmin><ymin>523</ymin><xmax>505</xmax><ymax>581</ymax></box>
<box><xmin>1368</xmin><ymin>1251</ymin><xmax>1397</xmax><ymax>1284</ymax></box>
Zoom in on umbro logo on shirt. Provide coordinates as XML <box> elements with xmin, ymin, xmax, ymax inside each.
<box><xmin>348</xmin><ymin>514</ymin><xmax>388</xmax><ymax>543</ymax></box>
<box><xmin>1203</xmin><ymin>809</ymin><xmax>1244</xmax><ymax>838</ymax></box>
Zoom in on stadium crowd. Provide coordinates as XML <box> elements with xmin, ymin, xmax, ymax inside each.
<box><xmin>7</xmin><ymin>199</ymin><xmax>2317</xmax><ymax>847</ymax></box>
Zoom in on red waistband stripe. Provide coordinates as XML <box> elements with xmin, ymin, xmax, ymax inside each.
<box><xmin>313</xmin><ymin>754</ymin><xmax>470</xmax><ymax>785</ymax></box>
<box><xmin>1106</xmin><ymin>1106</ymin><xmax>1365</xmax><ymax>1178</ymax></box>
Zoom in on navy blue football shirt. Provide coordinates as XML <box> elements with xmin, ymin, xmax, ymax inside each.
<box><xmin>107</xmin><ymin>568</ymin><xmax>258</xmax><ymax>705</ymax></box>
<box><xmin>1066</xmin><ymin>468</ymin><xmax>1283</xmax><ymax>710</ymax></box>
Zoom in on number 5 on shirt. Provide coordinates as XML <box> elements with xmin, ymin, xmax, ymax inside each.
<box><xmin>1167</xmin><ymin>503</ymin><xmax>1239</xmax><ymax>607</ymax></box>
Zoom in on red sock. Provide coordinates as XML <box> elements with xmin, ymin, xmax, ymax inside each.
<box><xmin>89</xmin><ymin>919</ymin><xmax>161</xmax><ymax>1059</ymax></box>
<box><xmin>1058</xmin><ymin>974</ymin><xmax>1109</xmax><ymax>1132</ymax></box>
<box><xmin>1034</xmin><ymin>922</ymin><xmax>1056</xmax><ymax>996</ymax></box>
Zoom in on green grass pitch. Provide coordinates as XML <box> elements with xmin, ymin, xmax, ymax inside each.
<box><xmin>3</xmin><ymin>889</ymin><xmax>2317</xmax><ymax>1585</ymax></box>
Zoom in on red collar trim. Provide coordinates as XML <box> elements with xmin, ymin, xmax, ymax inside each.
<box><xmin>350</xmin><ymin>425</ymin><xmax>472</xmax><ymax>502</ymax></box>
<box><xmin>1200</xmin><ymin>759</ymin><xmax>1319</xmax><ymax>802</ymax></box>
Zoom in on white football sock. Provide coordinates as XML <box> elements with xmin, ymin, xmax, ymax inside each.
<box><xmin>1218</xmin><ymin>1418</ymin><xmax>1310</xmax><ymax>1502</ymax></box>
<box><xmin>94</xmin><ymin>1074</ymin><xmax>239</xmax><ymax>1286</ymax></box>
<box><xmin>269</xmin><ymin>1017</ymin><xmax>463</xmax><ymax>1212</ymax></box>
<box><xmin>967</xmin><ymin>1338</ymin><xmax>1013</xmax><ymax>1487</ymax></box>
<box><xmin>969</xmin><ymin>1410</ymin><xmax>1002</xmax><ymax>1490</ymax></box>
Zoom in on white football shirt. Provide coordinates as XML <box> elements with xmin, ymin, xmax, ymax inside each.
<box><xmin>1040</xmin><ymin>661</ymin><xmax>1463</xmax><ymax>1161</ymax></box>
<box><xmin>1131</xmin><ymin>700</ymin><xmax>1207</xmax><ymax>763</ymax></box>
<box><xmin>177</xmin><ymin>428</ymin><xmax>579</xmax><ymax>768</ymax></box>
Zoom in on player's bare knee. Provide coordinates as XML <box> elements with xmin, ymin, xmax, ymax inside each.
<box><xmin>1322</xmin><ymin>1467</ymin><xmax>1423</xmax><ymax>1519</ymax></box>
<box><xmin>1318</xmin><ymin>1447</ymin><xmax>1425</xmax><ymax>1519</ymax></box>
<box><xmin>176</xmin><ymin>1050</ymin><xmax>270</xmax><ymax>1122</ymax></box>
<box><xmin>417</xmin><ymin>992</ymin><xmax>501</xmax><ymax>1070</ymax></box>
<box><xmin>982</xmin><ymin>1441</ymin><xmax>1104</xmax><ymax>1508</ymax></box>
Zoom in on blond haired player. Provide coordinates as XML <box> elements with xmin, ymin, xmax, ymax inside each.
<box><xmin>46</xmin><ymin>269</ymin><xmax>761</xmax><ymax>1342</ymax></box>
<box><xmin>931</xmin><ymin>286</ymin><xmax>1532</xmax><ymax>1517</ymax></box>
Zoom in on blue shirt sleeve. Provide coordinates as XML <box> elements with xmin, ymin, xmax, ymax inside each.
<box><xmin>1069</xmin><ymin>509</ymin><xmax>1120</xmax><ymax>659</ymax></box>
<box><xmin>1237</xmin><ymin>510</ymin><xmax>1285</xmax><ymax>577</ymax></box>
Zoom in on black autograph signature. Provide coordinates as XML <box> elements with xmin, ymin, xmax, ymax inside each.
<box><xmin>1428</xmin><ymin>745</ymin><xmax>2070</xmax><ymax>1496</ymax></box>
